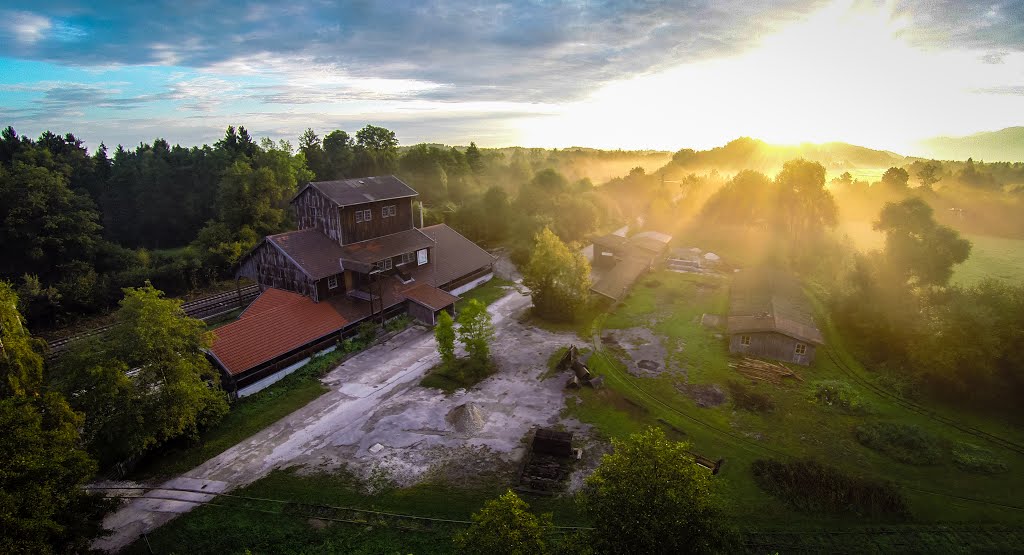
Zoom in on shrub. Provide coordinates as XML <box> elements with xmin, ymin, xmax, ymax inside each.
<box><xmin>812</xmin><ymin>380</ymin><xmax>870</xmax><ymax>414</ymax></box>
<box><xmin>728</xmin><ymin>381</ymin><xmax>775</xmax><ymax>413</ymax></box>
<box><xmin>751</xmin><ymin>458</ymin><xmax>909</xmax><ymax>517</ymax></box>
<box><xmin>356</xmin><ymin>321</ymin><xmax>378</xmax><ymax>343</ymax></box>
<box><xmin>384</xmin><ymin>314</ymin><xmax>412</xmax><ymax>332</ymax></box>
<box><xmin>854</xmin><ymin>422</ymin><xmax>943</xmax><ymax>465</ymax></box>
<box><xmin>952</xmin><ymin>442</ymin><xmax>1008</xmax><ymax>474</ymax></box>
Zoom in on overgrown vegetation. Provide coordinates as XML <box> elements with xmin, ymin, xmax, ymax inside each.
<box><xmin>812</xmin><ymin>380</ymin><xmax>871</xmax><ymax>414</ymax></box>
<box><xmin>727</xmin><ymin>380</ymin><xmax>775</xmax><ymax>413</ymax></box>
<box><xmin>423</xmin><ymin>300</ymin><xmax>496</xmax><ymax>393</ymax></box>
<box><xmin>751</xmin><ymin>459</ymin><xmax>909</xmax><ymax>518</ymax></box>
<box><xmin>854</xmin><ymin>422</ymin><xmax>944</xmax><ymax>466</ymax></box>
<box><xmin>951</xmin><ymin>443</ymin><xmax>1008</xmax><ymax>475</ymax></box>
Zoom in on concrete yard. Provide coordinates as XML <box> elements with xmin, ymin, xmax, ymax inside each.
<box><xmin>95</xmin><ymin>286</ymin><xmax>583</xmax><ymax>552</ymax></box>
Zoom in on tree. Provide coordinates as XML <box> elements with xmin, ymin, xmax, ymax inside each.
<box><xmin>457</xmin><ymin>299</ymin><xmax>494</xmax><ymax>367</ymax></box>
<box><xmin>322</xmin><ymin>129</ymin><xmax>354</xmax><ymax>178</ymax></box>
<box><xmin>774</xmin><ymin>159</ymin><xmax>837</xmax><ymax>239</ymax></box>
<box><xmin>0</xmin><ymin>282</ymin><xmax>110</xmax><ymax>553</ymax></box>
<box><xmin>916</xmin><ymin>162</ymin><xmax>942</xmax><ymax>191</ymax></box>
<box><xmin>880</xmin><ymin>167</ymin><xmax>910</xmax><ymax>189</ymax></box>
<box><xmin>465</xmin><ymin>141</ymin><xmax>483</xmax><ymax>174</ymax></box>
<box><xmin>354</xmin><ymin>124</ymin><xmax>399</xmax><ymax>176</ymax></box>
<box><xmin>56</xmin><ymin>284</ymin><xmax>229</xmax><ymax>465</ymax></box>
<box><xmin>453</xmin><ymin>490</ymin><xmax>552</xmax><ymax>555</ymax></box>
<box><xmin>874</xmin><ymin>197</ymin><xmax>971</xmax><ymax>288</ymax></box>
<box><xmin>580</xmin><ymin>427</ymin><xmax>730</xmax><ymax>554</ymax></box>
<box><xmin>523</xmin><ymin>228</ymin><xmax>592</xmax><ymax>322</ymax></box>
<box><xmin>435</xmin><ymin>309</ymin><xmax>456</xmax><ymax>368</ymax></box>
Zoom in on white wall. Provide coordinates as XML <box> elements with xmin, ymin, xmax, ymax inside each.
<box><xmin>236</xmin><ymin>345</ymin><xmax>337</xmax><ymax>398</ymax></box>
<box><xmin>449</xmin><ymin>272</ymin><xmax>493</xmax><ymax>297</ymax></box>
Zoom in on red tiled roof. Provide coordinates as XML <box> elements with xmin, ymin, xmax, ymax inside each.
<box><xmin>420</xmin><ymin>224</ymin><xmax>496</xmax><ymax>286</ymax></box>
<box><xmin>210</xmin><ymin>289</ymin><xmax>350</xmax><ymax>376</ymax></box>
<box><xmin>268</xmin><ymin>229</ymin><xmax>346</xmax><ymax>280</ymax></box>
<box><xmin>403</xmin><ymin>283</ymin><xmax>459</xmax><ymax>311</ymax></box>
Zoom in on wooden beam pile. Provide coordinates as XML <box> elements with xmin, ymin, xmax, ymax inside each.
<box><xmin>728</xmin><ymin>357</ymin><xmax>803</xmax><ymax>385</ymax></box>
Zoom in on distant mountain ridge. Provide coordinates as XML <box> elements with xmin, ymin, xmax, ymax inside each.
<box><xmin>920</xmin><ymin>127</ymin><xmax>1024</xmax><ymax>163</ymax></box>
<box><xmin>670</xmin><ymin>137</ymin><xmax>907</xmax><ymax>173</ymax></box>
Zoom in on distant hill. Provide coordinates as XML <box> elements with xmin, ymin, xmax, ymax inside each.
<box><xmin>921</xmin><ymin>127</ymin><xmax>1024</xmax><ymax>163</ymax></box>
<box><xmin>669</xmin><ymin>137</ymin><xmax>907</xmax><ymax>174</ymax></box>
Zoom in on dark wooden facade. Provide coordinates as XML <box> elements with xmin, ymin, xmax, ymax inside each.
<box><xmin>293</xmin><ymin>187</ymin><xmax>343</xmax><ymax>243</ymax></box>
<box><xmin>339</xmin><ymin>198</ymin><xmax>415</xmax><ymax>245</ymax></box>
<box><xmin>238</xmin><ymin>241</ymin><xmax>321</xmax><ymax>301</ymax></box>
<box><xmin>729</xmin><ymin>331</ymin><xmax>816</xmax><ymax>366</ymax></box>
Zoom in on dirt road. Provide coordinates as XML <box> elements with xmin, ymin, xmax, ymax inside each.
<box><xmin>94</xmin><ymin>287</ymin><xmax>579</xmax><ymax>552</ymax></box>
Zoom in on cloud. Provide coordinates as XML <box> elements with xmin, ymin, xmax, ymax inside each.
<box><xmin>0</xmin><ymin>1</ymin><xmax>825</xmax><ymax>103</ymax></box>
<box><xmin>4</xmin><ymin>11</ymin><xmax>51</xmax><ymax>44</ymax></box>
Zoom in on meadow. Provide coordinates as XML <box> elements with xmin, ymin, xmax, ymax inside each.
<box><xmin>839</xmin><ymin>221</ymin><xmax>1024</xmax><ymax>286</ymax></box>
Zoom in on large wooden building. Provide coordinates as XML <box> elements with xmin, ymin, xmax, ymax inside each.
<box><xmin>727</xmin><ymin>270</ymin><xmax>824</xmax><ymax>366</ymax></box>
<box><xmin>210</xmin><ymin>176</ymin><xmax>495</xmax><ymax>396</ymax></box>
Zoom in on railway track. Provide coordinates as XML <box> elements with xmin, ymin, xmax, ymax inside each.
<box><xmin>45</xmin><ymin>284</ymin><xmax>261</xmax><ymax>360</ymax></box>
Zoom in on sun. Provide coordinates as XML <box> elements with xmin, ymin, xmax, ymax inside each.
<box><xmin>517</xmin><ymin>0</ymin><xmax>1023</xmax><ymax>154</ymax></box>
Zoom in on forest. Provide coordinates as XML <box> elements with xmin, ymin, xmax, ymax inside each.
<box><xmin>3</xmin><ymin>122</ymin><xmax>1024</xmax><ymax>552</ymax></box>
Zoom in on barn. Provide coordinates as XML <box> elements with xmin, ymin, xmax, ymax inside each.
<box><xmin>727</xmin><ymin>270</ymin><xmax>824</xmax><ymax>366</ymax></box>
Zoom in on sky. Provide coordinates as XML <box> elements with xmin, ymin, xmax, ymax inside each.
<box><xmin>0</xmin><ymin>0</ymin><xmax>1022</xmax><ymax>156</ymax></box>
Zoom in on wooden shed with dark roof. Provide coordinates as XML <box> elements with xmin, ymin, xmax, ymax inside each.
<box><xmin>727</xmin><ymin>270</ymin><xmax>824</xmax><ymax>366</ymax></box>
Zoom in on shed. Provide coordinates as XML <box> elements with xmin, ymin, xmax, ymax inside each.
<box><xmin>727</xmin><ymin>270</ymin><xmax>824</xmax><ymax>366</ymax></box>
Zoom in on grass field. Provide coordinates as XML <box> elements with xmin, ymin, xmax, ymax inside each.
<box><xmin>567</xmin><ymin>271</ymin><xmax>1024</xmax><ymax>530</ymax></box>
<box><xmin>454</xmin><ymin>277</ymin><xmax>515</xmax><ymax>311</ymax></box>
<box><xmin>838</xmin><ymin>221</ymin><xmax>1024</xmax><ymax>286</ymax></box>
<box><xmin>124</xmin><ymin>271</ymin><xmax>1024</xmax><ymax>552</ymax></box>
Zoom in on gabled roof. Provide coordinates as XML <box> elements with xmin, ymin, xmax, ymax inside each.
<box><xmin>420</xmin><ymin>224</ymin><xmax>497</xmax><ymax>285</ymax></box>
<box><xmin>403</xmin><ymin>283</ymin><xmax>459</xmax><ymax>311</ymax></box>
<box><xmin>591</xmin><ymin>257</ymin><xmax>649</xmax><ymax>301</ymax></box>
<box><xmin>210</xmin><ymin>289</ymin><xmax>350</xmax><ymax>376</ymax></box>
<box><xmin>267</xmin><ymin>229</ymin><xmax>346</xmax><ymax>280</ymax></box>
<box><xmin>727</xmin><ymin>270</ymin><xmax>824</xmax><ymax>345</ymax></box>
<box><xmin>338</xmin><ymin>228</ymin><xmax>436</xmax><ymax>273</ymax></box>
<box><xmin>295</xmin><ymin>175</ymin><xmax>418</xmax><ymax>207</ymax></box>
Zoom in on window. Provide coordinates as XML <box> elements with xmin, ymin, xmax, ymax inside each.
<box><xmin>795</xmin><ymin>343</ymin><xmax>807</xmax><ymax>355</ymax></box>
<box><xmin>327</xmin><ymin>275</ymin><xmax>338</xmax><ymax>289</ymax></box>
<box><xmin>374</xmin><ymin>258</ymin><xmax>393</xmax><ymax>272</ymax></box>
<box><xmin>355</xmin><ymin>210</ymin><xmax>363</xmax><ymax>223</ymax></box>
<box><xmin>398</xmin><ymin>252</ymin><xmax>415</xmax><ymax>265</ymax></box>
<box><xmin>389</xmin><ymin>205</ymin><xmax>397</xmax><ymax>217</ymax></box>
<box><xmin>382</xmin><ymin>204</ymin><xmax>397</xmax><ymax>218</ymax></box>
<box><xmin>417</xmin><ymin>248</ymin><xmax>428</xmax><ymax>266</ymax></box>
<box><xmin>740</xmin><ymin>335</ymin><xmax>751</xmax><ymax>346</ymax></box>
<box><xmin>362</xmin><ymin>209</ymin><xmax>372</xmax><ymax>222</ymax></box>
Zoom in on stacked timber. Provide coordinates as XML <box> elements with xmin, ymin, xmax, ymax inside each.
<box><xmin>728</xmin><ymin>357</ymin><xmax>804</xmax><ymax>385</ymax></box>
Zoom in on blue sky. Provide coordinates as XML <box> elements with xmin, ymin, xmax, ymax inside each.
<box><xmin>1</xmin><ymin>1</ymin><xmax>1022</xmax><ymax>154</ymax></box>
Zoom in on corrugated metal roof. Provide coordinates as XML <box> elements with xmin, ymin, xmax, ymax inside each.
<box><xmin>591</xmin><ymin>257</ymin><xmax>649</xmax><ymax>301</ymax></box>
<box><xmin>727</xmin><ymin>270</ymin><xmax>824</xmax><ymax>345</ymax></box>
<box><xmin>403</xmin><ymin>283</ymin><xmax>459</xmax><ymax>310</ymax></box>
<box><xmin>338</xmin><ymin>228</ymin><xmax>436</xmax><ymax>272</ymax></box>
<box><xmin>420</xmin><ymin>224</ymin><xmax>496</xmax><ymax>286</ymax></box>
<box><xmin>297</xmin><ymin>175</ymin><xmax>418</xmax><ymax>207</ymax></box>
<box><xmin>268</xmin><ymin>229</ymin><xmax>346</xmax><ymax>280</ymax></box>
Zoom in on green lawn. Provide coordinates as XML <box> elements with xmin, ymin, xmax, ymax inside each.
<box><xmin>454</xmin><ymin>277</ymin><xmax>515</xmax><ymax>311</ymax></box>
<box><xmin>566</xmin><ymin>270</ymin><xmax>1024</xmax><ymax>530</ymax></box>
<box><xmin>839</xmin><ymin>221</ymin><xmax>1024</xmax><ymax>286</ymax></box>
<box><xmin>123</xmin><ymin>468</ymin><xmax>582</xmax><ymax>554</ymax></box>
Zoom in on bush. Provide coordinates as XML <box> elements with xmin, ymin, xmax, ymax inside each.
<box><xmin>384</xmin><ymin>314</ymin><xmax>412</xmax><ymax>332</ymax></box>
<box><xmin>854</xmin><ymin>422</ymin><xmax>943</xmax><ymax>465</ymax></box>
<box><xmin>952</xmin><ymin>442</ymin><xmax>1008</xmax><ymax>474</ymax></box>
<box><xmin>812</xmin><ymin>380</ymin><xmax>870</xmax><ymax>414</ymax></box>
<box><xmin>728</xmin><ymin>381</ymin><xmax>775</xmax><ymax>413</ymax></box>
<box><xmin>751</xmin><ymin>458</ymin><xmax>909</xmax><ymax>518</ymax></box>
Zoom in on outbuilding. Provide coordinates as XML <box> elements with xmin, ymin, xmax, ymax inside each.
<box><xmin>727</xmin><ymin>270</ymin><xmax>824</xmax><ymax>366</ymax></box>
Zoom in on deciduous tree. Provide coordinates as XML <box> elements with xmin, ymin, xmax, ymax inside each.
<box><xmin>454</xmin><ymin>490</ymin><xmax>552</xmax><ymax>555</ymax></box>
<box><xmin>56</xmin><ymin>284</ymin><xmax>229</xmax><ymax>465</ymax></box>
<box><xmin>523</xmin><ymin>228</ymin><xmax>591</xmax><ymax>322</ymax></box>
<box><xmin>581</xmin><ymin>427</ymin><xmax>731</xmax><ymax>554</ymax></box>
<box><xmin>435</xmin><ymin>309</ymin><xmax>456</xmax><ymax>368</ymax></box>
<box><xmin>456</xmin><ymin>299</ymin><xmax>494</xmax><ymax>366</ymax></box>
<box><xmin>874</xmin><ymin>197</ymin><xmax>971</xmax><ymax>287</ymax></box>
